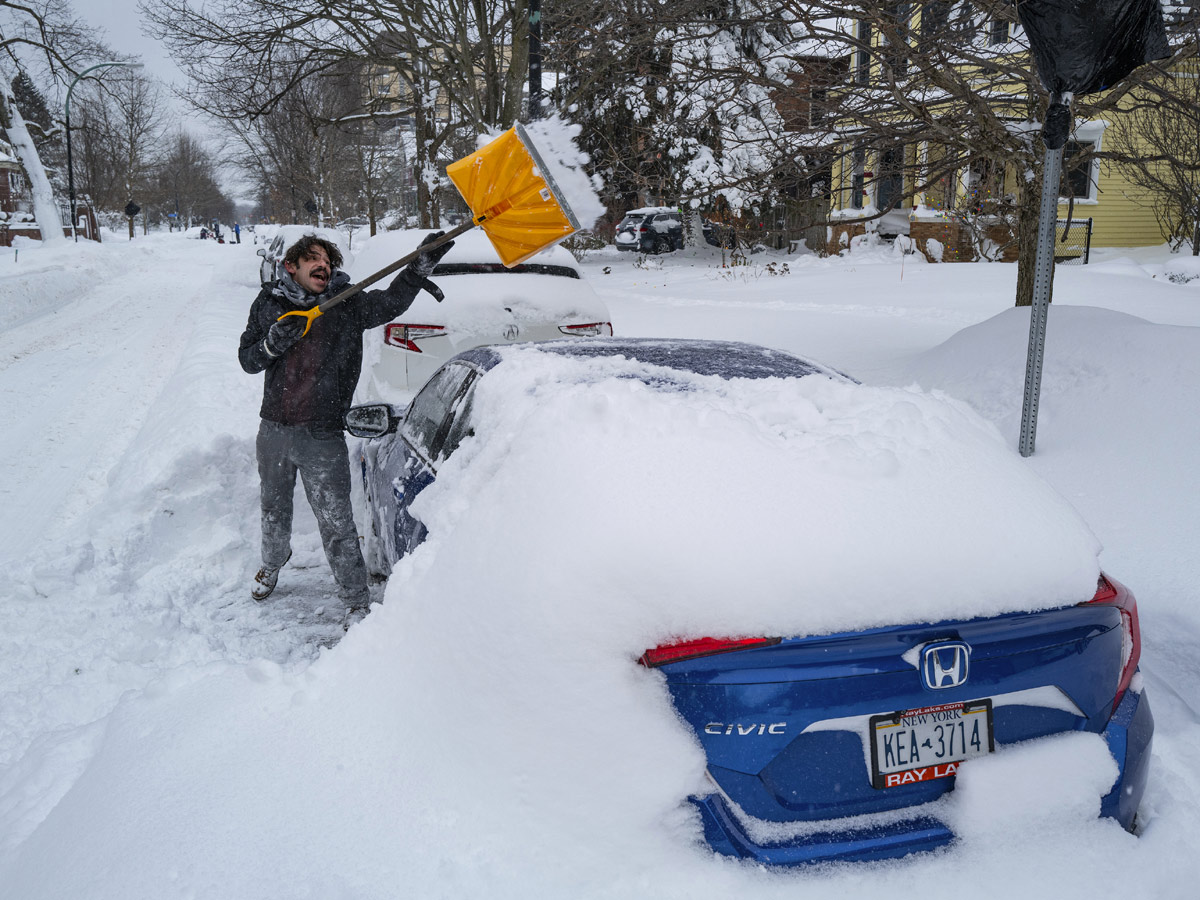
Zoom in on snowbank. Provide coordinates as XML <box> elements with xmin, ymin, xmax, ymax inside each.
<box><xmin>0</xmin><ymin>341</ymin><xmax>1109</xmax><ymax>898</ymax></box>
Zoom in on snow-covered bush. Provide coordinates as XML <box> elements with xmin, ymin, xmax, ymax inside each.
<box><xmin>1160</xmin><ymin>255</ymin><xmax>1200</xmax><ymax>285</ymax></box>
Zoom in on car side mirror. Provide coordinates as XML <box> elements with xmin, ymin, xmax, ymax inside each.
<box><xmin>256</xmin><ymin>248</ymin><xmax>268</xmax><ymax>258</ymax></box>
<box><xmin>344</xmin><ymin>404</ymin><xmax>402</xmax><ymax>438</ymax></box>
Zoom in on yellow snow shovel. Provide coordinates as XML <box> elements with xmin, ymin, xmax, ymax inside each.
<box><xmin>278</xmin><ymin>122</ymin><xmax>581</xmax><ymax>336</ymax></box>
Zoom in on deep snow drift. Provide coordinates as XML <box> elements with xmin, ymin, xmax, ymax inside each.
<box><xmin>0</xmin><ymin>233</ymin><xmax>1197</xmax><ymax>898</ymax></box>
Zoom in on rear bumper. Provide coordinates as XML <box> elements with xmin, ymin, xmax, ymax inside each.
<box><xmin>1100</xmin><ymin>683</ymin><xmax>1153</xmax><ymax>829</ymax></box>
<box><xmin>693</xmin><ymin>680</ymin><xmax>1153</xmax><ymax>866</ymax></box>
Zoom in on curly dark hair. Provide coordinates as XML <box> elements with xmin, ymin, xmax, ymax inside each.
<box><xmin>283</xmin><ymin>235</ymin><xmax>344</xmax><ymax>270</ymax></box>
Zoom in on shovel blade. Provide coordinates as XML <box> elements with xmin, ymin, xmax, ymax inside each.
<box><xmin>446</xmin><ymin>124</ymin><xmax>580</xmax><ymax>267</ymax></box>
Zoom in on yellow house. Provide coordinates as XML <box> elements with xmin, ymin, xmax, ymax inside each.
<box><xmin>823</xmin><ymin>6</ymin><xmax>1176</xmax><ymax>260</ymax></box>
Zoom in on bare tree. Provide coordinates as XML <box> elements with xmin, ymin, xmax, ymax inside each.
<box><xmin>775</xmin><ymin>1</ymin><xmax>1198</xmax><ymax>304</ymax></box>
<box><xmin>71</xmin><ymin>69</ymin><xmax>169</xmax><ymax>234</ymax></box>
<box><xmin>0</xmin><ymin>0</ymin><xmax>111</xmax><ymax>241</ymax></box>
<box><xmin>1106</xmin><ymin>10</ymin><xmax>1200</xmax><ymax>255</ymax></box>
<box><xmin>142</xmin><ymin>0</ymin><xmax>534</xmax><ymax>227</ymax></box>
<box><xmin>154</xmin><ymin>129</ymin><xmax>234</xmax><ymax>228</ymax></box>
<box><xmin>223</xmin><ymin>63</ymin><xmax>359</xmax><ymax>227</ymax></box>
<box><xmin>544</xmin><ymin>0</ymin><xmax>821</xmax><ymax>248</ymax></box>
<box><xmin>0</xmin><ymin>0</ymin><xmax>100</xmax><ymax>73</ymax></box>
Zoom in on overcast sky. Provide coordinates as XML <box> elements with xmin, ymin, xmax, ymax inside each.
<box><xmin>77</xmin><ymin>0</ymin><xmax>186</xmax><ymax>88</ymax></box>
<box><xmin>75</xmin><ymin>0</ymin><xmax>250</xmax><ymax>202</ymax></box>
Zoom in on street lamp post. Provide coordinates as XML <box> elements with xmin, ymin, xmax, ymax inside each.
<box><xmin>65</xmin><ymin>61</ymin><xmax>143</xmax><ymax>242</ymax></box>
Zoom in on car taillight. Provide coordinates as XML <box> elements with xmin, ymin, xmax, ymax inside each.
<box><xmin>558</xmin><ymin>322</ymin><xmax>613</xmax><ymax>337</ymax></box>
<box><xmin>385</xmin><ymin>323</ymin><xmax>447</xmax><ymax>352</ymax></box>
<box><xmin>1080</xmin><ymin>574</ymin><xmax>1140</xmax><ymax>712</ymax></box>
<box><xmin>639</xmin><ymin>636</ymin><xmax>781</xmax><ymax>668</ymax></box>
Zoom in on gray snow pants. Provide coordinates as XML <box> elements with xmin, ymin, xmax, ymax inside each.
<box><xmin>257</xmin><ymin>419</ymin><xmax>369</xmax><ymax>607</ymax></box>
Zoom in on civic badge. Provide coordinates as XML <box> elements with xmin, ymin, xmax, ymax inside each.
<box><xmin>921</xmin><ymin>641</ymin><xmax>970</xmax><ymax>690</ymax></box>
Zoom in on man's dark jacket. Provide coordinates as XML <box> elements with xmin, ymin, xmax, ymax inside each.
<box><xmin>238</xmin><ymin>272</ymin><xmax>419</xmax><ymax>431</ymax></box>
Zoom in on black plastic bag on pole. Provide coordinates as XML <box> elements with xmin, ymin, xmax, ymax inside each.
<box><xmin>1016</xmin><ymin>0</ymin><xmax>1171</xmax><ymax>98</ymax></box>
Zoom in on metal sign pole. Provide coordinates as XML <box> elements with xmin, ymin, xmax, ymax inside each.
<box><xmin>1017</xmin><ymin>144</ymin><xmax>1063</xmax><ymax>457</ymax></box>
<box><xmin>1018</xmin><ymin>99</ymin><xmax>1070</xmax><ymax>458</ymax></box>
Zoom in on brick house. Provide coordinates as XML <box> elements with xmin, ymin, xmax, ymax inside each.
<box><xmin>0</xmin><ymin>139</ymin><xmax>99</xmax><ymax>245</ymax></box>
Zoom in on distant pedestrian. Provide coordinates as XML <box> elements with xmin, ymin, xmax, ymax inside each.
<box><xmin>234</xmin><ymin>223</ymin><xmax>242</xmax><ymax>243</ymax></box>
<box><xmin>238</xmin><ymin>231</ymin><xmax>453</xmax><ymax>620</ymax></box>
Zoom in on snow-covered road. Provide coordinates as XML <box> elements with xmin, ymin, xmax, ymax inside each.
<box><xmin>0</xmin><ymin>237</ymin><xmax>359</xmax><ymax>786</ymax></box>
<box><xmin>0</xmin><ymin>242</ymin><xmax>216</xmax><ymax>563</ymax></box>
<box><xmin>1</xmin><ymin>233</ymin><xmax>1198</xmax><ymax>897</ymax></box>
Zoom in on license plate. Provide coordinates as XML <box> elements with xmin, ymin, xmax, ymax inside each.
<box><xmin>869</xmin><ymin>699</ymin><xmax>994</xmax><ymax>790</ymax></box>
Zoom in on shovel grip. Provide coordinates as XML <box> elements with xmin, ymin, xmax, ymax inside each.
<box><xmin>277</xmin><ymin>306</ymin><xmax>322</xmax><ymax>337</ymax></box>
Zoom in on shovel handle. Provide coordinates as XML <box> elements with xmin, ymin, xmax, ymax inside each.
<box><xmin>276</xmin><ymin>220</ymin><xmax>477</xmax><ymax>337</ymax></box>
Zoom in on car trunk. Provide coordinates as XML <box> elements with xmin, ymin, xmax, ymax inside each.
<box><xmin>615</xmin><ymin>218</ymin><xmax>643</xmax><ymax>245</ymax></box>
<box><xmin>656</xmin><ymin>604</ymin><xmax>1124</xmax><ymax>824</ymax></box>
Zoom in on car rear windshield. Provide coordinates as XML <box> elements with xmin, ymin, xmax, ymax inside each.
<box><xmin>535</xmin><ymin>340</ymin><xmax>839</xmax><ymax>381</ymax></box>
<box><xmin>431</xmin><ymin>262</ymin><xmax>580</xmax><ymax>279</ymax></box>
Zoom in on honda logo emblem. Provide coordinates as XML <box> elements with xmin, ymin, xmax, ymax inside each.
<box><xmin>921</xmin><ymin>641</ymin><xmax>970</xmax><ymax>690</ymax></box>
<box><xmin>503</xmin><ymin>323</ymin><xmax>520</xmax><ymax>341</ymax></box>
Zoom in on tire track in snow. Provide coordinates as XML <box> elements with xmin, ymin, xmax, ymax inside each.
<box><xmin>0</xmin><ymin>243</ymin><xmax>217</xmax><ymax>564</ymax></box>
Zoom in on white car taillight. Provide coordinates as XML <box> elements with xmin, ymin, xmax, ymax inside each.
<box><xmin>558</xmin><ymin>322</ymin><xmax>613</xmax><ymax>337</ymax></box>
<box><xmin>385</xmin><ymin>323</ymin><xmax>447</xmax><ymax>353</ymax></box>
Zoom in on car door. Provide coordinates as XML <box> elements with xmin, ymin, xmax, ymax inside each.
<box><xmin>379</xmin><ymin>362</ymin><xmax>477</xmax><ymax>563</ymax></box>
<box><xmin>650</xmin><ymin>213</ymin><xmax>677</xmax><ymax>252</ymax></box>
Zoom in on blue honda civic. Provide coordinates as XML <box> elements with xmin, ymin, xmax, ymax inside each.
<box><xmin>346</xmin><ymin>338</ymin><xmax>1153</xmax><ymax>866</ymax></box>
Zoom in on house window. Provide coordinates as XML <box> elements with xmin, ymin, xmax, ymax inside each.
<box><xmin>954</xmin><ymin>2</ymin><xmax>979</xmax><ymax>38</ymax></box>
<box><xmin>885</xmin><ymin>3</ymin><xmax>912</xmax><ymax>79</ymax></box>
<box><xmin>1062</xmin><ymin>141</ymin><xmax>1097</xmax><ymax>200</ymax></box>
<box><xmin>920</xmin><ymin>0</ymin><xmax>953</xmax><ymax>53</ymax></box>
<box><xmin>809</xmin><ymin>87</ymin><xmax>827</xmax><ymax>126</ymax></box>
<box><xmin>988</xmin><ymin>18</ymin><xmax>1009</xmax><ymax>45</ymax></box>
<box><xmin>855</xmin><ymin>21</ymin><xmax>871</xmax><ymax>85</ymax></box>
<box><xmin>851</xmin><ymin>148</ymin><xmax>866</xmax><ymax>210</ymax></box>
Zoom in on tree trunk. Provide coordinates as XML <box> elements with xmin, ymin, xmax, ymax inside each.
<box><xmin>506</xmin><ymin>0</ymin><xmax>531</xmax><ymax>125</ymax></box>
<box><xmin>2</xmin><ymin>90</ymin><xmax>65</xmax><ymax>245</ymax></box>
<box><xmin>413</xmin><ymin>76</ymin><xmax>437</xmax><ymax>229</ymax></box>
<box><xmin>683</xmin><ymin>209</ymin><xmax>704</xmax><ymax>249</ymax></box>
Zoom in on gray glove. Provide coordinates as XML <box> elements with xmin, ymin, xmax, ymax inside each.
<box><xmin>400</xmin><ymin>231</ymin><xmax>455</xmax><ymax>301</ymax></box>
<box><xmin>265</xmin><ymin>315</ymin><xmax>305</xmax><ymax>357</ymax></box>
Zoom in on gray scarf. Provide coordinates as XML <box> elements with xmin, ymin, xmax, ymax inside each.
<box><xmin>272</xmin><ymin>270</ymin><xmax>352</xmax><ymax>306</ymax></box>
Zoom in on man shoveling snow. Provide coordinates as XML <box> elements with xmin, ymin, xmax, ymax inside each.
<box><xmin>237</xmin><ymin>232</ymin><xmax>453</xmax><ymax>618</ymax></box>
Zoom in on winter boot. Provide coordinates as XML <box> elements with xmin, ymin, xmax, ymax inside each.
<box><xmin>341</xmin><ymin>596</ymin><xmax>373</xmax><ymax>631</ymax></box>
<box><xmin>251</xmin><ymin>551</ymin><xmax>291</xmax><ymax>601</ymax></box>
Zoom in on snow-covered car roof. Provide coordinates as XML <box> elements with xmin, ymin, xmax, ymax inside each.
<box><xmin>348</xmin><ymin>229</ymin><xmax>605</xmax><ymax>329</ymax></box>
<box><xmin>620</xmin><ymin>207</ymin><xmax>679</xmax><ymax>217</ymax></box>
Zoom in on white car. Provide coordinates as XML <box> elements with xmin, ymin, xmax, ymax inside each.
<box><xmin>256</xmin><ymin>225</ymin><xmax>352</xmax><ymax>288</ymax></box>
<box><xmin>353</xmin><ymin>229</ymin><xmax>612</xmax><ymax>400</ymax></box>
